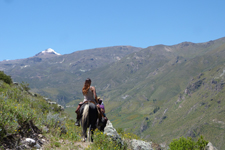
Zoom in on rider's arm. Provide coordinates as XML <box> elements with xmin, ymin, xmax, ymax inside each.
<box><xmin>91</xmin><ymin>86</ymin><xmax>98</xmax><ymax>103</ymax></box>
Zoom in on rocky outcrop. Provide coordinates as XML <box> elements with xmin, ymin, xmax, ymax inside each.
<box><xmin>43</xmin><ymin>97</ymin><xmax>64</xmax><ymax>111</ymax></box>
<box><xmin>128</xmin><ymin>139</ymin><xmax>154</xmax><ymax>150</ymax></box>
<box><xmin>1</xmin><ymin>121</ymin><xmax>46</xmax><ymax>150</ymax></box>
<box><xmin>205</xmin><ymin>142</ymin><xmax>218</xmax><ymax>150</ymax></box>
<box><xmin>20</xmin><ymin>137</ymin><xmax>43</xmax><ymax>149</ymax></box>
<box><xmin>104</xmin><ymin>120</ymin><xmax>123</xmax><ymax>145</ymax></box>
<box><xmin>104</xmin><ymin>120</ymin><xmax>158</xmax><ymax>150</ymax></box>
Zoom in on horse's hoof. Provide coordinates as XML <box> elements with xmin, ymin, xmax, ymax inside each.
<box><xmin>83</xmin><ymin>138</ymin><xmax>87</xmax><ymax>142</ymax></box>
<box><xmin>75</xmin><ymin>122</ymin><xmax>80</xmax><ymax>126</ymax></box>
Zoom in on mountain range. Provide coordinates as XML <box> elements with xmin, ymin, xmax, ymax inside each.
<box><xmin>1</xmin><ymin>37</ymin><xmax>225</xmax><ymax>149</ymax></box>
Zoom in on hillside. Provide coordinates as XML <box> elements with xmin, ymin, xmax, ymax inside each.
<box><xmin>137</xmin><ymin>61</ymin><xmax>225</xmax><ymax>149</ymax></box>
<box><xmin>98</xmin><ymin>40</ymin><xmax>225</xmax><ymax>149</ymax></box>
<box><xmin>0</xmin><ymin>74</ymin><xmax>82</xmax><ymax>149</ymax></box>
<box><xmin>0</xmin><ymin>72</ymin><xmax>163</xmax><ymax>150</ymax></box>
<box><xmin>1</xmin><ymin>37</ymin><xmax>225</xmax><ymax>149</ymax></box>
<box><xmin>100</xmin><ymin>40</ymin><xmax>225</xmax><ymax>149</ymax></box>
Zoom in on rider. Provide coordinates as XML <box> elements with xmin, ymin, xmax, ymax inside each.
<box><xmin>75</xmin><ymin>78</ymin><xmax>99</xmax><ymax>126</ymax></box>
<box><xmin>97</xmin><ymin>97</ymin><xmax>107</xmax><ymax>120</ymax></box>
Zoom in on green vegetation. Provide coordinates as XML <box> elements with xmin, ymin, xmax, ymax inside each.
<box><xmin>153</xmin><ymin>106</ymin><xmax>160</xmax><ymax>114</ymax></box>
<box><xmin>169</xmin><ymin>136</ymin><xmax>208</xmax><ymax>150</ymax></box>
<box><xmin>0</xmin><ymin>71</ymin><xmax>12</xmax><ymax>84</ymax></box>
<box><xmin>20</xmin><ymin>81</ymin><xmax>30</xmax><ymax>91</ymax></box>
<box><xmin>0</xmin><ymin>80</ymin><xmax>81</xmax><ymax>149</ymax></box>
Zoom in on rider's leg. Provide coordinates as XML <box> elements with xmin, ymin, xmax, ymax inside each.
<box><xmin>96</xmin><ymin>104</ymin><xmax>104</xmax><ymax>126</ymax></box>
<box><xmin>75</xmin><ymin>102</ymin><xmax>83</xmax><ymax>126</ymax></box>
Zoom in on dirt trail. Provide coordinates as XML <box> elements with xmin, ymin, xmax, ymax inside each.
<box><xmin>73</xmin><ymin>141</ymin><xmax>91</xmax><ymax>149</ymax></box>
<box><xmin>41</xmin><ymin>137</ymin><xmax>92</xmax><ymax>150</ymax></box>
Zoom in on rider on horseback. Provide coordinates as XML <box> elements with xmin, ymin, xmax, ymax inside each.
<box><xmin>97</xmin><ymin>97</ymin><xmax>108</xmax><ymax>120</ymax></box>
<box><xmin>75</xmin><ymin>78</ymin><xmax>100</xmax><ymax>126</ymax></box>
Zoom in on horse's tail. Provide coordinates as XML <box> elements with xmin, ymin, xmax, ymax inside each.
<box><xmin>82</xmin><ymin>103</ymin><xmax>89</xmax><ymax>141</ymax></box>
<box><xmin>82</xmin><ymin>104</ymin><xmax>89</xmax><ymax>124</ymax></box>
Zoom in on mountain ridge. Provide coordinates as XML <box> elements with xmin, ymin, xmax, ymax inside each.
<box><xmin>1</xmin><ymin>37</ymin><xmax>225</xmax><ymax>148</ymax></box>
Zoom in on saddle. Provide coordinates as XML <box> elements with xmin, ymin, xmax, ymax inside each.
<box><xmin>83</xmin><ymin>100</ymin><xmax>96</xmax><ymax>105</ymax></box>
<box><xmin>81</xmin><ymin>100</ymin><xmax>103</xmax><ymax>120</ymax></box>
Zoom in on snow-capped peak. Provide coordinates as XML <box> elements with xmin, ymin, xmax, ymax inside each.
<box><xmin>41</xmin><ymin>48</ymin><xmax>61</xmax><ymax>55</ymax></box>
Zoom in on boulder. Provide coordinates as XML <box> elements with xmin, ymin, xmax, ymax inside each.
<box><xmin>42</xmin><ymin>126</ymin><xmax>49</xmax><ymax>133</ymax></box>
<box><xmin>13</xmin><ymin>82</ymin><xmax>19</xmax><ymax>85</ymax></box>
<box><xmin>129</xmin><ymin>139</ymin><xmax>154</xmax><ymax>150</ymax></box>
<box><xmin>48</xmin><ymin>101</ymin><xmax>57</xmax><ymax>105</ymax></box>
<box><xmin>104</xmin><ymin>120</ymin><xmax>123</xmax><ymax>145</ymax></box>
<box><xmin>58</xmin><ymin>104</ymin><xmax>64</xmax><ymax>111</ymax></box>
<box><xmin>20</xmin><ymin>138</ymin><xmax>36</xmax><ymax>149</ymax></box>
<box><xmin>205</xmin><ymin>142</ymin><xmax>218</xmax><ymax>150</ymax></box>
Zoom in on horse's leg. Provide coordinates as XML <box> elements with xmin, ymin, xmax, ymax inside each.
<box><xmin>88</xmin><ymin>124</ymin><xmax>91</xmax><ymax>142</ymax></box>
<box><xmin>82</xmin><ymin>104</ymin><xmax>89</xmax><ymax>142</ymax></box>
<box><xmin>82</xmin><ymin>124</ymin><xmax>87</xmax><ymax>142</ymax></box>
<box><xmin>91</xmin><ymin>127</ymin><xmax>94</xmax><ymax>142</ymax></box>
<box><xmin>90</xmin><ymin>117</ymin><xmax>97</xmax><ymax>142</ymax></box>
<box><xmin>88</xmin><ymin>103</ymin><xmax>98</xmax><ymax>142</ymax></box>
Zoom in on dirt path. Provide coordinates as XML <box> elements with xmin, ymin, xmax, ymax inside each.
<box><xmin>41</xmin><ymin>137</ymin><xmax>92</xmax><ymax>150</ymax></box>
<box><xmin>73</xmin><ymin>141</ymin><xmax>91</xmax><ymax>149</ymax></box>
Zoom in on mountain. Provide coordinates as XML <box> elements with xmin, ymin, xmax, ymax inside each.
<box><xmin>96</xmin><ymin>38</ymin><xmax>225</xmax><ymax>149</ymax></box>
<box><xmin>0</xmin><ymin>46</ymin><xmax>143</xmax><ymax>103</ymax></box>
<box><xmin>1</xmin><ymin>37</ymin><xmax>225</xmax><ymax>149</ymax></box>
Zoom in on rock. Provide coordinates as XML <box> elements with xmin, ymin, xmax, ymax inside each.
<box><xmin>20</xmin><ymin>138</ymin><xmax>43</xmax><ymax>149</ymax></box>
<box><xmin>34</xmin><ymin>143</ymin><xmax>41</xmax><ymax>149</ymax></box>
<box><xmin>58</xmin><ymin>104</ymin><xmax>64</xmax><ymax>111</ymax></box>
<box><xmin>21</xmin><ymin>138</ymin><xmax>36</xmax><ymax>148</ymax></box>
<box><xmin>43</xmin><ymin>97</ymin><xmax>49</xmax><ymax>101</ymax></box>
<box><xmin>13</xmin><ymin>82</ymin><xmax>19</xmax><ymax>85</ymax></box>
<box><xmin>48</xmin><ymin>101</ymin><xmax>57</xmax><ymax>105</ymax></box>
<box><xmin>42</xmin><ymin>126</ymin><xmax>49</xmax><ymax>133</ymax></box>
<box><xmin>205</xmin><ymin>142</ymin><xmax>218</xmax><ymax>150</ymax></box>
<box><xmin>25</xmin><ymin>138</ymin><xmax>35</xmax><ymax>145</ymax></box>
<box><xmin>38</xmin><ymin>134</ymin><xmax>43</xmax><ymax>138</ymax></box>
<box><xmin>130</xmin><ymin>139</ymin><xmax>153</xmax><ymax>150</ymax></box>
<box><xmin>104</xmin><ymin>120</ymin><xmax>123</xmax><ymax>145</ymax></box>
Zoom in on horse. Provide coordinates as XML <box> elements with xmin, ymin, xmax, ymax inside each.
<box><xmin>80</xmin><ymin>102</ymin><xmax>98</xmax><ymax>142</ymax></box>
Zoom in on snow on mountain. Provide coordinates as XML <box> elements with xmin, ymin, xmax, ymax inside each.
<box><xmin>41</xmin><ymin>48</ymin><xmax>61</xmax><ymax>55</ymax></box>
<box><xmin>35</xmin><ymin>48</ymin><xmax>61</xmax><ymax>57</ymax></box>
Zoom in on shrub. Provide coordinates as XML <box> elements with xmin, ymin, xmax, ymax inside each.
<box><xmin>153</xmin><ymin>106</ymin><xmax>160</xmax><ymax>113</ymax></box>
<box><xmin>169</xmin><ymin>135</ymin><xmax>208</xmax><ymax>150</ymax></box>
<box><xmin>20</xmin><ymin>81</ymin><xmax>30</xmax><ymax>91</ymax></box>
<box><xmin>117</xmin><ymin>127</ymin><xmax>124</xmax><ymax>136</ymax></box>
<box><xmin>0</xmin><ymin>71</ymin><xmax>12</xmax><ymax>85</ymax></box>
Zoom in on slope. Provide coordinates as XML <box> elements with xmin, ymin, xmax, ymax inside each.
<box><xmin>100</xmin><ymin>42</ymin><xmax>225</xmax><ymax>149</ymax></box>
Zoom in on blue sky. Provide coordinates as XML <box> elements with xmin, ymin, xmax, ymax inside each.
<box><xmin>0</xmin><ymin>0</ymin><xmax>225</xmax><ymax>61</ymax></box>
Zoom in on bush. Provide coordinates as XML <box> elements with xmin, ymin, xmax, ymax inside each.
<box><xmin>153</xmin><ymin>106</ymin><xmax>160</xmax><ymax>113</ymax></box>
<box><xmin>169</xmin><ymin>135</ymin><xmax>208</xmax><ymax>150</ymax></box>
<box><xmin>0</xmin><ymin>71</ymin><xmax>12</xmax><ymax>85</ymax></box>
<box><xmin>20</xmin><ymin>81</ymin><xmax>30</xmax><ymax>91</ymax></box>
<box><xmin>117</xmin><ymin>127</ymin><xmax>124</xmax><ymax>136</ymax></box>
